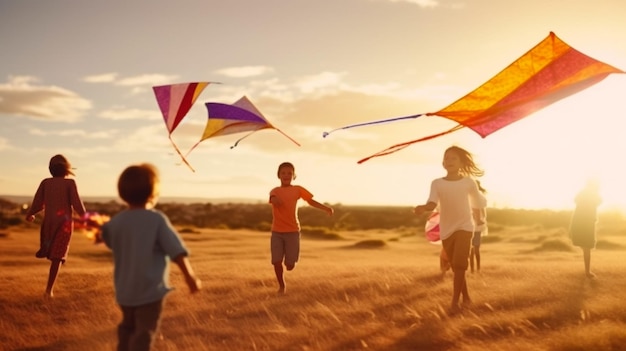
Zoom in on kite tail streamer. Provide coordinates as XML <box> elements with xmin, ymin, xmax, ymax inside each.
<box><xmin>322</xmin><ymin>114</ymin><xmax>424</xmax><ymax>138</ymax></box>
<box><xmin>169</xmin><ymin>135</ymin><xmax>195</xmax><ymax>172</ymax></box>
<box><xmin>230</xmin><ymin>130</ymin><xmax>258</xmax><ymax>149</ymax></box>
<box><xmin>357</xmin><ymin>125</ymin><xmax>465</xmax><ymax>164</ymax></box>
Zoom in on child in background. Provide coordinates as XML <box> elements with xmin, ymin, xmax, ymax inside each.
<box><xmin>569</xmin><ymin>178</ymin><xmax>602</xmax><ymax>278</ymax></box>
<box><xmin>25</xmin><ymin>154</ymin><xmax>86</xmax><ymax>298</ymax></box>
<box><xmin>414</xmin><ymin>146</ymin><xmax>486</xmax><ymax>314</ymax></box>
<box><xmin>470</xmin><ymin>180</ymin><xmax>487</xmax><ymax>273</ymax></box>
<box><xmin>269</xmin><ymin>162</ymin><xmax>334</xmax><ymax>294</ymax></box>
<box><xmin>102</xmin><ymin>163</ymin><xmax>201</xmax><ymax>351</ymax></box>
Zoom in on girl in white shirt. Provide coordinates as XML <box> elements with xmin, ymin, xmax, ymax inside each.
<box><xmin>414</xmin><ymin>146</ymin><xmax>486</xmax><ymax>315</ymax></box>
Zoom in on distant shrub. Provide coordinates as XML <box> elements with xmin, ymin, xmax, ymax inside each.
<box><xmin>179</xmin><ymin>227</ymin><xmax>201</xmax><ymax>234</ymax></box>
<box><xmin>486</xmin><ymin>223</ymin><xmax>505</xmax><ymax>233</ymax></box>
<box><xmin>301</xmin><ymin>227</ymin><xmax>343</xmax><ymax>240</ymax></box>
<box><xmin>0</xmin><ymin>214</ymin><xmax>22</xmax><ymax>228</ymax></box>
<box><xmin>351</xmin><ymin>239</ymin><xmax>387</xmax><ymax>249</ymax></box>
<box><xmin>534</xmin><ymin>239</ymin><xmax>573</xmax><ymax>252</ymax></box>
<box><xmin>255</xmin><ymin>221</ymin><xmax>271</xmax><ymax>232</ymax></box>
<box><xmin>595</xmin><ymin>240</ymin><xmax>625</xmax><ymax>250</ymax></box>
<box><xmin>482</xmin><ymin>236</ymin><xmax>502</xmax><ymax>244</ymax></box>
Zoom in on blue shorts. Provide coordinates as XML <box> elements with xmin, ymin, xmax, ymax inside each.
<box><xmin>271</xmin><ymin>232</ymin><xmax>300</xmax><ymax>265</ymax></box>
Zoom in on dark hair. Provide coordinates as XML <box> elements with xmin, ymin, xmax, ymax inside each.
<box><xmin>277</xmin><ymin>162</ymin><xmax>295</xmax><ymax>177</ymax></box>
<box><xmin>48</xmin><ymin>154</ymin><xmax>74</xmax><ymax>177</ymax></box>
<box><xmin>117</xmin><ymin>163</ymin><xmax>159</xmax><ymax>206</ymax></box>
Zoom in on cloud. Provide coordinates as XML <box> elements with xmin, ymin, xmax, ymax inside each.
<box><xmin>112</xmin><ymin>124</ymin><xmax>171</xmax><ymax>152</ymax></box>
<box><xmin>215</xmin><ymin>66</ymin><xmax>275</xmax><ymax>78</ymax></box>
<box><xmin>0</xmin><ymin>137</ymin><xmax>9</xmax><ymax>151</ymax></box>
<box><xmin>83</xmin><ymin>73</ymin><xmax>118</xmax><ymax>83</ymax></box>
<box><xmin>99</xmin><ymin>107</ymin><xmax>160</xmax><ymax>121</ymax></box>
<box><xmin>0</xmin><ymin>76</ymin><xmax>92</xmax><ymax>122</ymax></box>
<box><xmin>376</xmin><ymin>0</ymin><xmax>439</xmax><ymax>7</ymax></box>
<box><xmin>116</xmin><ymin>74</ymin><xmax>180</xmax><ymax>86</ymax></box>
<box><xmin>83</xmin><ymin>73</ymin><xmax>181</xmax><ymax>87</ymax></box>
<box><xmin>29</xmin><ymin>128</ymin><xmax>112</xmax><ymax>139</ymax></box>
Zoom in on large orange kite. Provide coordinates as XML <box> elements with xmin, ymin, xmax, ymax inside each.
<box><xmin>324</xmin><ymin>32</ymin><xmax>624</xmax><ymax>163</ymax></box>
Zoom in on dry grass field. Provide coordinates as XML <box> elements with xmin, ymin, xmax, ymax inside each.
<box><xmin>1</xmin><ymin>220</ymin><xmax>626</xmax><ymax>351</ymax></box>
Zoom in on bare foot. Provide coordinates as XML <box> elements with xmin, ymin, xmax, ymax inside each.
<box><xmin>277</xmin><ymin>285</ymin><xmax>286</xmax><ymax>294</ymax></box>
<box><xmin>43</xmin><ymin>291</ymin><xmax>54</xmax><ymax>299</ymax></box>
<box><xmin>586</xmin><ymin>272</ymin><xmax>596</xmax><ymax>279</ymax></box>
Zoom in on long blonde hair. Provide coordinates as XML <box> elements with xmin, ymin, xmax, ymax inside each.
<box><xmin>445</xmin><ymin>146</ymin><xmax>484</xmax><ymax>177</ymax></box>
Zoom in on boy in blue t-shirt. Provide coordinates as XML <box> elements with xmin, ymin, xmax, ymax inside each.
<box><xmin>102</xmin><ymin>163</ymin><xmax>201</xmax><ymax>351</ymax></box>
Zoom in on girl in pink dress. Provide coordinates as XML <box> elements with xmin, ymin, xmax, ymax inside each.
<box><xmin>25</xmin><ymin>154</ymin><xmax>86</xmax><ymax>297</ymax></box>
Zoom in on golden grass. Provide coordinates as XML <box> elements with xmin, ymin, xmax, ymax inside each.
<box><xmin>1</xmin><ymin>225</ymin><xmax>626</xmax><ymax>351</ymax></box>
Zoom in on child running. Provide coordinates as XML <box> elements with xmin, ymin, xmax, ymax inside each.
<box><xmin>569</xmin><ymin>178</ymin><xmax>602</xmax><ymax>278</ymax></box>
<box><xmin>414</xmin><ymin>146</ymin><xmax>486</xmax><ymax>314</ymax></box>
<box><xmin>25</xmin><ymin>154</ymin><xmax>86</xmax><ymax>298</ymax></box>
<box><xmin>470</xmin><ymin>180</ymin><xmax>488</xmax><ymax>273</ymax></box>
<box><xmin>102</xmin><ymin>163</ymin><xmax>201</xmax><ymax>351</ymax></box>
<box><xmin>269</xmin><ymin>162</ymin><xmax>333</xmax><ymax>294</ymax></box>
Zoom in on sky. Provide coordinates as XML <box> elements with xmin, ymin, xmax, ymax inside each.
<box><xmin>2</xmin><ymin>0</ymin><xmax>626</xmax><ymax>211</ymax></box>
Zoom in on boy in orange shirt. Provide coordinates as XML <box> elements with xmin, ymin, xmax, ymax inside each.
<box><xmin>269</xmin><ymin>162</ymin><xmax>333</xmax><ymax>294</ymax></box>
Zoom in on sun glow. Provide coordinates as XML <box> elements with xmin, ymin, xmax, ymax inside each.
<box><xmin>473</xmin><ymin>76</ymin><xmax>626</xmax><ymax>211</ymax></box>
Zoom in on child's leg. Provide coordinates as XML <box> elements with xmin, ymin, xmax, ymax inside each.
<box><xmin>126</xmin><ymin>299</ymin><xmax>163</xmax><ymax>351</ymax></box>
<box><xmin>284</xmin><ymin>233</ymin><xmax>300</xmax><ymax>272</ymax></box>
<box><xmin>439</xmin><ymin>248</ymin><xmax>450</xmax><ymax>276</ymax></box>
<box><xmin>117</xmin><ymin>305</ymin><xmax>134</xmax><ymax>351</ymax></box>
<box><xmin>273</xmin><ymin>263</ymin><xmax>286</xmax><ymax>293</ymax></box>
<box><xmin>45</xmin><ymin>259</ymin><xmax>61</xmax><ymax>297</ymax></box>
<box><xmin>469</xmin><ymin>247</ymin><xmax>475</xmax><ymax>273</ymax></box>
<box><xmin>583</xmin><ymin>248</ymin><xmax>594</xmax><ymax>277</ymax></box>
<box><xmin>474</xmin><ymin>246</ymin><xmax>481</xmax><ymax>272</ymax></box>
<box><xmin>444</xmin><ymin>231</ymin><xmax>472</xmax><ymax>312</ymax></box>
<box><xmin>270</xmin><ymin>233</ymin><xmax>286</xmax><ymax>292</ymax></box>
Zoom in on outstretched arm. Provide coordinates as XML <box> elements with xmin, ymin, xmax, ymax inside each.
<box><xmin>414</xmin><ymin>202</ymin><xmax>437</xmax><ymax>216</ymax></box>
<box><xmin>172</xmin><ymin>254</ymin><xmax>201</xmax><ymax>293</ymax></box>
<box><xmin>306</xmin><ymin>199</ymin><xmax>334</xmax><ymax>216</ymax></box>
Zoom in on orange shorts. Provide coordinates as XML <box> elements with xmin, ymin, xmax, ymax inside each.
<box><xmin>442</xmin><ymin>231</ymin><xmax>472</xmax><ymax>271</ymax></box>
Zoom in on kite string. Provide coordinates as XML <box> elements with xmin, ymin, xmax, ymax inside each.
<box><xmin>322</xmin><ymin>113</ymin><xmax>424</xmax><ymax>138</ymax></box>
<box><xmin>357</xmin><ymin>124</ymin><xmax>465</xmax><ymax>164</ymax></box>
